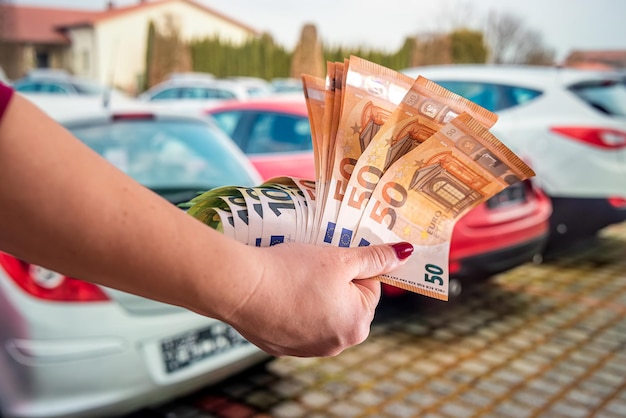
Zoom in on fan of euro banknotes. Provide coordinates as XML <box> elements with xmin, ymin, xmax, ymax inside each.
<box><xmin>181</xmin><ymin>56</ymin><xmax>535</xmax><ymax>301</ymax></box>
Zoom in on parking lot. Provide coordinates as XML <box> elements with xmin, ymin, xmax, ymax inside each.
<box><xmin>127</xmin><ymin>221</ymin><xmax>626</xmax><ymax>418</ymax></box>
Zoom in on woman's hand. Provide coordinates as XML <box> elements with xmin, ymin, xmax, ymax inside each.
<box><xmin>222</xmin><ymin>242</ymin><xmax>413</xmax><ymax>357</ymax></box>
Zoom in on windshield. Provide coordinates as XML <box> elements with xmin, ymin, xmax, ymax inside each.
<box><xmin>68</xmin><ymin>119</ymin><xmax>258</xmax><ymax>195</ymax></box>
<box><xmin>569</xmin><ymin>79</ymin><xmax>626</xmax><ymax>117</ymax></box>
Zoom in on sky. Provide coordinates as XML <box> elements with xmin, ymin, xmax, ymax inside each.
<box><xmin>12</xmin><ymin>0</ymin><xmax>626</xmax><ymax>63</ymax></box>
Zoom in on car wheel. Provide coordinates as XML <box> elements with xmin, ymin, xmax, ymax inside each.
<box><xmin>449</xmin><ymin>278</ymin><xmax>462</xmax><ymax>298</ymax></box>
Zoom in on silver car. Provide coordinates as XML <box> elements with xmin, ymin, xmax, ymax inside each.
<box><xmin>0</xmin><ymin>105</ymin><xmax>267</xmax><ymax>418</ymax></box>
<box><xmin>138</xmin><ymin>75</ymin><xmax>250</xmax><ymax>113</ymax></box>
<box><xmin>403</xmin><ymin>64</ymin><xmax>626</xmax><ymax>255</ymax></box>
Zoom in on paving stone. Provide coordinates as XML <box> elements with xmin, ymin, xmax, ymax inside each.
<box><xmin>222</xmin><ymin>383</ymin><xmax>253</xmax><ymax>398</ymax></box>
<box><xmin>492</xmin><ymin>368</ymin><xmax>527</xmax><ymax>385</ymax></box>
<box><xmin>405</xmin><ymin>389</ymin><xmax>439</xmax><ymax>408</ymax></box>
<box><xmin>344</xmin><ymin>370</ymin><xmax>373</xmax><ymax>386</ymax></box>
<box><xmin>506</xmin><ymin>335</ymin><xmax>536</xmax><ymax>350</ymax></box>
<box><xmin>265</xmin><ymin>360</ymin><xmax>298</xmax><ymax>377</ymax></box>
<box><xmin>350</xmin><ymin>389</ymin><xmax>385</xmax><ymax>407</ymax></box>
<box><xmin>432</xmin><ymin>328</ymin><xmax>457</xmax><ymax>342</ymax></box>
<box><xmin>605</xmin><ymin>357</ymin><xmax>626</xmax><ymax>375</ymax></box>
<box><xmin>579</xmin><ymin>378</ymin><xmax>619</xmax><ymax>397</ymax></box>
<box><xmin>327</xmin><ymin>401</ymin><xmax>363</xmax><ymax>417</ymax></box>
<box><xmin>510</xmin><ymin>358</ymin><xmax>544</xmax><ymax>376</ymax></box>
<box><xmin>383</xmin><ymin>350</ymin><xmax>415</xmax><ymax>366</ymax></box>
<box><xmin>289</xmin><ymin>370</ymin><xmax>322</xmax><ymax>386</ymax></box>
<box><xmin>511</xmin><ymin>388</ymin><xmax>551</xmax><ymax>408</ymax></box>
<box><xmin>269</xmin><ymin>401</ymin><xmax>306</xmax><ymax>418</ymax></box>
<box><xmin>478</xmin><ymin>350</ymin><xmax>511</xmax><ymax>366</ymax></box>
<box><xmin>321</xmin><ymin>380</ymin><xmax>354</xmax><ymax>398</ymax></box>
<box><xmin>603</xmin><ymin>398</ymin><xmax>626</xmax><ymax>416</ymax></box>
<box><xmin>395</xmin><ymin>369</ymin><xmax>425</xmax><ymax>385</ymax></box>
<box><xmin>460</xmin><ymin>336</ymin><xmax>489</xmax><ymax>350</ymax></box>
<box><xmin>316</xmin><ymin>360</ymin><xmax>345</xmax><ymax>376</ymax></box>
<box><xmin>520</xmin><ymin>352</ymin><xmax>552</xmax><ymax>367</ymax></box>
<box><xmin>475</xmin><ymin>378</ymin><xmax>515</xmax><ymax>397</ymax></box>
<box><xmin>493</xmin><ymin>400</ymin><xmax>534</xmax><ymax>418</ymax></box>
<box><xmin>554</xmin><ymin>360</ymin><xmax>588</xmax><ymax>378</ymax></box>
<box><xmin>362</xmin><ymin>361</ymin><xmax>394</xmax><ymax>376</ymax></box>
<box><xmin>594</xmin><ymin>411</ymin><xmax>624</xmax><ymax>418</ymax></box>
<box><xmin>403</xmin><ymin>322</ymin><xmax>430</xmax><ymax>336</ymax></box>
<box><xmin>216</xmin><ymin>402</ymin><xmax>258</xmax><ymax>418</ymax></box>
<box><xmin>548</xmin><ymin>400</ymin><xmax>592</xmax><ymax>418</ymax></box>
<box><xmin>592</xmin><ymin>369</ymin><xmax>626</xmax><ymax>388</ymax></box>
<box><xmin>298</xmin><ymin>390</ymin><xmax>334</xmax><ymax>409</ymax></box>
<box><xmin>411</xmin><ymin>360</ymin><xmax>443</xmax><ymax>376</ymax></box>
<box><xmin>460</xmin><ymin>390</ymin><xmax>494</xmax><ymax>408</ymax></box>
<box><xmin>444</xmin><ymin>369</ymin><xmax>477</xmax><ymax>385</ymax></box>
<box><xmin>564</xmin><ymin>388</ymin><xmax>603</xmax><ymax>408</ymax></box>
<box><xmin>432</xmin><ymin>351</ymin><xmax>463</xmax><ymax>366</ymax></box>
<box><xmin>428</xmin><ymin>378</ymin><xmax>459</xmax><ymax>396</ymax></box>
<box><xmin>270</xmin><ymin>379</ymin><xmax>305</xmax><ymax>397</ymax></box>
<box><xmin>243</xmin><ymin>390</ymin><xmax>280</xmax><ymax>410</ymax></box>
<box><xmin>372</xmin><ymin>380</ymin><xmax>405</xmax><ymax>397</ymax></box>
<box><xmin>569</xmin><ymin>349</ymin><xmax>604</xmax><ymax>366</ymax></box>
<box><xmin>459</xmin><ymin>359</ymin><xmax>491</xmax><ymax>376</ymax></box>
<box><xmin>476</xmin><ymin>328</ymin><xmax>501</xmax><ymax>341</ymax></box>
<box><xmin>383</xmin><ymin>401</ymin><xmax>420</xmax><ymax>418</ymax></box>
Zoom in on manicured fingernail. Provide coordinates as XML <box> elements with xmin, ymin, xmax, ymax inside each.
<box><xmin>391</xmin><ymin>242</ymin><xmax>414</xmax><ymax>260</ymax></box>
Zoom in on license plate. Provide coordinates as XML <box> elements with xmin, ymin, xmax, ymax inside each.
<box><xmin>486</xmin><ymin>182</ymin><xmax>527</xmax><ymax>209</ymax></box>
<box><xmin>161</xmin><ymin>323</ymin><xmax>250</xmax><ymax>374</ymax></box>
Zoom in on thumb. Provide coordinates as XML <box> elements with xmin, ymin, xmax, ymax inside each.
<box><xmin>352</xmin><ymin>242</ymin><xmax>414</xmax><ymax>280</ymax></box>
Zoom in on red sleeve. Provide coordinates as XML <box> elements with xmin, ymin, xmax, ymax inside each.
<box><xmin>0</xmin><ymin>83</ymin><xmax>15</xmax><ymax>122</ymax></box>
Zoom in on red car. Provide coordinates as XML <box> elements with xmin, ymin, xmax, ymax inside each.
<box><xmin>206</xmin><ymin>96</ymin><xmax>552</xmax><ymax>297</ymax></box>
<box><xmin>206</xmin><ymin>95</ymin><xmax>316</xmax><ymax>180</ymax></box>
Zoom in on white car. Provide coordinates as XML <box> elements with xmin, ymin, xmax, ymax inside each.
<box><xmin>228</xmin><ymin>76</ymin><xmax>273</xmax><ymax>98</ymax></box>
<box><xmin>138</xmin><ymin>75</ymin><xmax>250</xmax><ymax>113</ymax></box>
<box><xmin>13</xmin><ymin>69</ymin><xmax>130</xmax><ymax>101</ymax></box>
<box><xmin>402</xmin><ymin>64</ymin><xmax>626</xmax><ymax>255</ymax></box>
<box><xmin>0</xmin><ymin>104</ymin><xmax>267</xmax><ymax>418</ymax></box>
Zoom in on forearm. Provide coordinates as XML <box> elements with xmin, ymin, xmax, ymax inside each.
<box><xmin>0</xmin><ymin>93</ymin><xmax>256</xmax><ymax>320</ymax></box>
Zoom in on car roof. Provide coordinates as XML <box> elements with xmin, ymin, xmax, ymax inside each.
<box><xmin>206</xmin><ymin>94</ymin><xmax>309</xmax><ymax>115</ymax></box>
<box><xmin>402</xmin><ymin>64</ymin><xmax>625</xmax><ymax>89</ymax></box>
<box><xmin>142</xmin><ymin>77</ymin><xmax>249</xmax><ymax>99</ymax></box>
<box><xmin>26</xmin><ymin>95</ymin><xmax>209</xmax><ymax>124</ymax></box>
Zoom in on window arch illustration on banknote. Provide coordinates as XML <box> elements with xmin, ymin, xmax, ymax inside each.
<box><xmin>409</xmin><ymin>155</ymin><xmax>485</xmax><ymax>216</ymax></box>
<box><xmin>358</xmin><ymin>102</ymin><xmax>391</xmax><ymax>152</ymax></box>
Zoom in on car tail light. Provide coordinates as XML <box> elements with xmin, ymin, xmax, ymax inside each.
<box><xmin>550</xmin><ymin>126</ymin><xmax>626</xmax><ymax>150</ymax></box>
<box><xmin>112</xmin><ymin>113</ymin><xmax>155</xmax><ymax>121</ymax></box>
<box><xmin>449</xmin><ymin>260</ymin><xmax>461</xmax><ymax>275</ymax></box>
<box><xmin>382</xmin><ymin>284</ymin><xmax>406</xmax><ymax>297</ymax></box>
<box><xmin>0</xmin><ymin>253</ymin><xmax>109</xmax><ymax>302</ymax></box>
<box><xmin>609</xmin><ymin>197</ymin><xmax>626</xmax><ymax>209</ymax></box>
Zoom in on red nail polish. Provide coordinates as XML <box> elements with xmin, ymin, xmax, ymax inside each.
<box><xmin>391</xmin><ymin>242</ymin><xmax>414</xmax><ymax>260</ymax></box>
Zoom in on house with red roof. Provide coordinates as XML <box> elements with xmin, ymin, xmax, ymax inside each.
<box><xmin>0</xmin><ymin>0</ymin><xmax>261</xmax><ymax>92</ymax></box>
<box><xmin>563</xmin><ymin>50</ymin><xmax>626</xmax><ymax>71</ymax></box>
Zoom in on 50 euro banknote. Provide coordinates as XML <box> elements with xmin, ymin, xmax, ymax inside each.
<box><xmin>350</xmin><ymin>112</ymin><xmax>535</xmax><ymax>300</ymax></box>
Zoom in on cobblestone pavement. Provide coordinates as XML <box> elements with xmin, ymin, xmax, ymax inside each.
<box><xmin>132</xmin><ymin>222</ymin><xmax>626</xmax><ymax>418</ymax></box>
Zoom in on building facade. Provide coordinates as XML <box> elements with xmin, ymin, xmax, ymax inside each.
<box><xmin>0</xmin><ymin>0</ymin><xmax>260</xmax><ymax>92</ymax></box>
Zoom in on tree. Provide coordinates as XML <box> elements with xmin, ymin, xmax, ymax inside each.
<box><xmin>484</xmin><ymin>10</ymin><xmax>555</xmax><ymax>65</ymax></box>
<box><xmin>148</xmin><ymin>13</ymin><xmax>192</xmax><ymax>88</ymax></box>
<box><xmin>290</xmin><ymin>23</ymin><xmax>325</xmax><ymax>79</ymax></box>
<box><xmin>412</xmin><ymin>33</ymin><xmax>452</xmax><ymax>67</ymax></box>
<box><xmin>450</xmin><ymin>29</ymin><xmax>487</xmax><ymax>63</ymax></box>
<box><xmin>143</xmin><ymin>20</ymin><xmax>155</xmax><ymax>91</ymax></box>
